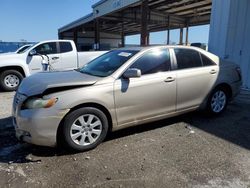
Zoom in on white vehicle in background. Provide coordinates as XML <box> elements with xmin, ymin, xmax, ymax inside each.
<box><xmin>15</xmin><ymin>44</ymin><xmax>33</xmax><ymax>54</ymax></box>
<box><xmin>0</xmin><ymin>40</ymin><xmax>107</xmax><ymax>91</ymax></box>
<box><xmin>0</xmin><ymin>44</ymin><xmax>33</xmax><ymax>55</ymax></box>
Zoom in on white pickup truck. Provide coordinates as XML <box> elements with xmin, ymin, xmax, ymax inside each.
<box><xmin>0</xmin><ymin>40</ymin><xmax>107</xmax><ymax>91</ymax></box>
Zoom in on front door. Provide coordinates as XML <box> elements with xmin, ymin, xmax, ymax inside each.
<box><xmin>114</xmin><ymin>48</ymin><xmax>176</xmax><ymax>126</ymax></box>
<box><xmin>26</xmin><ymin>42</ymin><xmax>61</xmax><ymax>73</ymax></box>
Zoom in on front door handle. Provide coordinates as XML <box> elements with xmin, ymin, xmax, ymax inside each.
<box><xmin>52</xmin><ymin>57</ymin><xmax>59</xmax><ymax>60</ymax></box>
<box><xmin>164</xmin><ymin>77</ymin><xmax>175</xmax><ymax>82</ymax></box>
<box><xmin>210</xmin><ymin>69</ymin><xmax>217</xmax><ymax>74</ymax></box>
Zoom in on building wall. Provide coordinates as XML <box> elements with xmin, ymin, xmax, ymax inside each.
<box><xmin>209</xmin><ymin>0</ymin><xmax>250</xmax><ymax>88</ymax></box>
<box><xmin>61</xmin><ymin>31</ymin><xmax>121</xmax><ymax>51</ymax></box>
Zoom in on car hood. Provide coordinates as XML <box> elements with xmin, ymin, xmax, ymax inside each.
<box><xmin>0</xmin><ymin>52</ymin><xmax>15</xmax><ymax>56</ymax></box>
<box><xmin>0</xmin><ymin>53</ymin><xmax>21</xmax><ymax>61</ymax></box>
<box><xmin>18</xmin><ymin>70</ymin><xmax>101</xmax><ymax>96</ymax></box>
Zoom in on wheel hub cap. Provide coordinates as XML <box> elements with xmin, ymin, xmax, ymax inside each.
<box><xmin>211</xmin><ymin>91</ymin><xmax>226</xmax><ymax>113</ymax></box>
<box><xmin>70</xmin><ymin>114</ymin><xmax>102</xmax><ymax>146</ymax></box>
<box><xmin>4</xmin><ymin>74</ymin><xmax>20</xmax><ymax>88</ymax></box>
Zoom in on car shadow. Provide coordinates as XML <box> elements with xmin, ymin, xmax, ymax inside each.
<box><xmin>0</xmin><ymin>114</ymin><xmax>186</xmax><ymax>164</ymax></box>
<box><xmin>0</xmin><ymin>92</ymin><xmax>249</xmax><ymax>164</ymax></box>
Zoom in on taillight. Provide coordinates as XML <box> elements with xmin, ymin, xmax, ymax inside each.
<box><xmin>236</xmin><ymin>67</ymin><xmax>242</xmax><ymax>81</ymax></box>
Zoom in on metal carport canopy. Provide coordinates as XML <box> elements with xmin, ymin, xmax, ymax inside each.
<box><xmin>58</xmin><ymin>0</ymin><xmax>212</xmax><ymax>46</ymax></box>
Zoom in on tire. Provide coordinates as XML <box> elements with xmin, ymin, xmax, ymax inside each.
<box><xmin>206</xmin><ymin>87</ymin><xmax>229</xmax><ymax>115</ymax></box>
<box><xmin>0</xmin><ymin>70</ymin><xmax>23</xmax><ymax>91</ymax></box>
<box><xmin>61</xmin><ymin>107</ymin><xmax>109</xmax><ymax>152</ymax></box>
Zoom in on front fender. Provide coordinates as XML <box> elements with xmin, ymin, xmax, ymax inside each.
<box><xmin>0</xmin><ymin>58</ymin><xmax>30</xmax><ymax>76</ymax></box>
<box><xmin>47</xmin><ymin>83</ymin><xmax>118</xmax><ymax>128</ymax></box>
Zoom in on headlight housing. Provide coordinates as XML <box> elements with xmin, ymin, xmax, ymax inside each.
<box><xmin>23</xmin><ymin>97</ymin><xmax>58</xmax><ymax>109</ymax></box>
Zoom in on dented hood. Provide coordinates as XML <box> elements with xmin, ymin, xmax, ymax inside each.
<box><xmin>18</xmin><ymin>70</ymin><xmax>101</xmax><ymax>96</ymax></box>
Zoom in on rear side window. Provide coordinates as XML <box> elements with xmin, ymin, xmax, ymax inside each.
<box><xmin>34</xmin><ymin>42</ymin><xmax>57</xmax><ymax>55</ymax></box>
<box><xmin>59</xmin><ymin>42</ymin><xmax>73</xmax><ymax>53</ymax></box>
<box><xmin>130</xmin><ymin>49</ymin><xmax>171</xmax><ymax>75</ymax></box>
<box><xmin>201</xmin><ymin>53</ymin><xmax>216</xmax><ymax>66</ymax></box>
<box><xmin>174</xmin><ymin>48</ymin><xmax>202</xmax><ymax>69</ymax></box>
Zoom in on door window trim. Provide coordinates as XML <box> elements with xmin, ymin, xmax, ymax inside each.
<box><xmin>31</xmin><ymin>42</ymin><xmax>60</xmax><ymax>55</ymax></box>
<box><xmin>118</xmin><ymin>47</ymin><xmax>174</xmax><ymax>79</ymax></box>
<box><xmin>199</xmin><ymin>52</ymin><xmax>217</xmax><ymax>66</ymax></box>
<box><xmin>172</xmin><ymin>48</ymin><xmax>208</xmax><ymax>71</ymax></box>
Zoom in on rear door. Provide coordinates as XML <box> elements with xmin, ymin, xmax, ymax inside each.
<box><xmin>57</xmin><ymin>41</ymin><xmax>78</xmax><ymax>70</ymax></box>
<box><xmin>174</xmin><ymin>48</ymin><xmax>218</xmax><ymax>111</ymax></box>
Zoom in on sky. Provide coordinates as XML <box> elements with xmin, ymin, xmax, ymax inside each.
<box><xmin>0</xmin><ymin>0</ymin><xmax>209</xmax><ymax>44</ymax></box>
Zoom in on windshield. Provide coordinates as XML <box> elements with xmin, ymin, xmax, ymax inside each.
<box><xmin>79</xmin><ymin>50</ymin><xmax>139</xmax><ymax>77</ymax></box>
<box><xmin>18</xmin><ymin>43</ymin><xmax>37</xmax><ymax>54</ymax></box>
<box><xmin>17</xmin><ymin>45</ymin><xmax>31</xmax><ymax>53</ymax></box>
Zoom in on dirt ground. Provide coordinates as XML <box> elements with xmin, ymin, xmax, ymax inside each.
<box><xmin>0</xmin><ymin>90</ymin><xmax>250</xmax><ymax>188</ymax></box>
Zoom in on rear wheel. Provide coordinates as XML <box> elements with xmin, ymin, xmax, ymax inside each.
<box><xmin>206</xmin><ymin>87</ymin><xmax>229</xmax><ymax>115</ymax></box>
<box><xmin>0</xmin><ymin>70</ymin><xmax>23</xmax><ymax>91</ymax></box>
<box><xmin>61</xmin><ymin>107</ymin><xmax>109</xmax><ymax>152</ymax></box>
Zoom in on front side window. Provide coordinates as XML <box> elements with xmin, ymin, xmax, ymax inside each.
<box><xmin>79</xmin><ymin>50</ymin><xmax>139</xmax><ymax>77</ymax></box>
<box><xmin>174</xmin><ymin>48</ymin><xmax>202</xmax><ymax>69</ymax></box>
<box><xmin>59</xmin><ymin>42</ymin><xmax>73</xmax><ymax>53</ymax></box>
<box><xmin>130</xmin><ymin>49</ymin><xmax>171</xmax><ymax>75</ymax></box>
<box><xmin>34</xmin><ymin>42</ymin><xmax>57</xmax><ymax>55</ymax></box>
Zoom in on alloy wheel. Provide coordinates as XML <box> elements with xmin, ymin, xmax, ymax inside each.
<box><xmin>211</xmin><ymin>90</ymin><xmax>227</xmax><ymax>113</ymax></box>
<box><xmin>70</xmin><ymin>114</ymin><xmax>102</xmax><ymax>146</ymax></box>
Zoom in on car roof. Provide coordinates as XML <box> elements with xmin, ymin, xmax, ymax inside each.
<box><xmin>116</xmin><ymin>45</ymin><xmax>204</xmax><ymax>52</ymax></box>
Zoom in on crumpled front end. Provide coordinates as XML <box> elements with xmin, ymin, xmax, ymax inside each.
<box><xmin>13</xmin><ymin>92</ymin><xmax>69</xmax><ymax>147</ymax></box>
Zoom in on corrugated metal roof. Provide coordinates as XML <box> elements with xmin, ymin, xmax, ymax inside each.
<box><xmin>92</xmin><ymin>0</ymin><xmax>109</xmax><ymax>8</ymax></box>
<box><xmin>59</xmin><ymin>13</ymin><xmax>94</xmax><ymax>33</ymax></box>
<box><xmin>59</xmin><ymin>0</ymin><xmax>212</xmax><ymax>35</ymax></box>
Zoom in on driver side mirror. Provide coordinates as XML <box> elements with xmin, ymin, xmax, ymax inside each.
<box><xmin>29</xmin><ymin>49</ymin><xmax>37</xmax><ymax>56</ymax></box>
<box><xmin>123</xmin><ymin>68</ymin><xmax>141</xmax><ymax>79</ymax></box>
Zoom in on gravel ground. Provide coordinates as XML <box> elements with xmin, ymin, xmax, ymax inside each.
<box><xmin>0</xmin><ymin>90</ymin><xmax>250</xmax><ymax>188</ymax></box>
<box><xmin>0</xmin><ymin>92</ymin><xmax>15</xmax><ymax>119</ymax></box>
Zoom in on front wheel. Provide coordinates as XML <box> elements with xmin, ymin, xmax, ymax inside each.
<box><xmin>206</xmin><ymin>87</ymin><xmax>229</xmax><ymax>115</ymax></box>
<box><xmin>0</xmin><ymin>70</ymin><xmax>23</xmax><ymax>91</ymax></box>
<box><xmin>61</xmin><ymin>107</ymin><xmax>109</xmax><ymax>152</ymax></box>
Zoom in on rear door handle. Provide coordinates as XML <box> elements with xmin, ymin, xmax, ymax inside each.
<box><xmin>210</xmin><ymin>69</ymin><xmax>217</xmax><ymax>74</ymax></box>
<box><xmin>52</xmin><ymin>57</ymin><xmax>59</xmax><ymax>60</ymax></box>
<box><xmin>164</xmin><ymin>77</ymin><xmax>175</xmax><ymax>82</ymax></box>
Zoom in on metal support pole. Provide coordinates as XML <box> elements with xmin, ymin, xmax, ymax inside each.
<box><xmin>121</xmin><ymin>16</ymin><xmax>125</xmax><ymax>47</ymax></box>
<box><xmin>179</xmin><ymin>27</ymin><xmax>183</xmax><ymax>45</ymax></box>
<box><xmin>167</xmin><ymin>15</ymin><xmax>170</xmax><ymax>45</ymax></box>
<box><xmin>73</xmin><ymin>30</ymin><xmax>78</xmax><ymax>50</ymax></box>
<box><xmin>147</xmin><ymin>33</ymin><xmax>150</xmax><ymax>45</ymax></box>
<box><xmin>185</xmin><ymin>22</ymin><xmax>189</xmax><ymax>45</ymax></box>
<box><xmin>140</xmin><ymin>0</ymin><xmax>149</xmax><ymax>46</ymax></box>
<box><xmin>94</xmin><ymin>19</ymin><xmax>100</xmax><ymax>50</ymax></box>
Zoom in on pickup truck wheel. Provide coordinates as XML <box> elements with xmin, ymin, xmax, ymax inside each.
<box><xmin>62</xmin><ymin>107</ymin><xmax>109</xmax><ymax>152</ymax></box>
<box><xmin>0</xmin><ymin>70</ymin><xmax>23</xmax><ymax>91</ymax></box>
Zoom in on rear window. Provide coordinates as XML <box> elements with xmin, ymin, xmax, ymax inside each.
<box><xmin>60</xmin><ymin>42</ymin><xmax>73</xmax><ymax>53</ymax></box>
<box><xmin>201</xmin><ymin>53</ymin><xmax>216</xmax><ymax>66</ymax></box>
<box><xmin>174</xmin><ymin>48</ymin><xmax>202</xmax><ymax>69</ymax></box>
